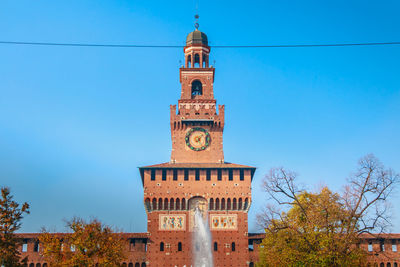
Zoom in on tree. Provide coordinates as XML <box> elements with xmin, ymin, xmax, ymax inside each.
<box><xmin>0</xmin><ymin>187</ymin><xmax>30</xmax><ymax>267</ymax></box>
<box><xmin>256</xmin><ymin>154</ymin><xmax>399</xmax><ymax>267</ymax></box>
<box><xmin>40</xmin><ymin>217</ymin><xmax>126</xmax><ymax>267</ymax></box>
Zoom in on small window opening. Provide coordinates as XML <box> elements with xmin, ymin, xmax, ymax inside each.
<box><xmin>173</xmin><ymin>169</ymin><xmax>178</xmax><ymax>181</ymax></box>
<box><xmin>34</xmin><ymin>241</ymin><xmax>39</xmax><ymax>252</ymax></box>
<box><xmin>240</xmin><ymin>169</ymin><xmax>244</xmax><ymax>181</ymax></box>
<box><xmin>232</xmin><ymin>242</ymin><xmax>236</xmax><ymax>251</ymax></box>
<box><xmin>162</xmin><ymin>170</ymin><xmax>166</xmax><ymax>181</ymax></box>
<box><xmin>392</xmin><ymin>239</ymin><xmax>397</xmax><ymax>252</ymax></box>
<box><xmin>206</xmin><ymin>169</ymin><xmax>211</xmax><ymax>181</ymax></box>
<box><xmin>217</xmin><ymin>169</ymin><xmax>222</xmax><ymax>181</ymax></box>
<box><xmin>160</xmin><ymin>242</ymin><xmax>164</xmax><ymax>251</ymax></box>
<box><xmin>380</xmin><ymin>240</ymin><xmax>385</xmax><ymax>251</ymax></box>
<box><xmin>184</xmin><ymin>170</ymin><xmax>189</xmax><ymax>181</ymax></box>
<box><xmin>22</xmin><ymin>241</ymin><xmax>28</xmax><ymax>252</ymax></box>
<box><xmin>229</xmin><ymin>170</ymin><xmax>233</xmax><ymax>181</ymax></box>
<box><xmin>178</xmin><ymin>242</ymin><xmax>182</xmax><ymax>251</ymax></box>
<box><xmin>151</xmin><ymin>170</ymin><xmax>155</xmax><ymax>181</ymax></box>
<box><xmin>187</xmin><ymin>55</ymin><xmax>192</xmax><ymax>68</ymax></box>
<box><xmin>368</xmin><ymin>242</ymin><xmax>373</xmax><ymax>252</ymax></box>
<box><xmin>214</xmin><ymin>242</ymin><xmax>218</xmax><ymax>251</ymax></box>
<box><xmin>195</xmin><ymin>170</ymin><xmax>200</xmax><ymax>181</ymax></box>
<box><xmin>191</xmin><ymin>80</ymin><xmax>203</xmax><ymax>97</ymax></box>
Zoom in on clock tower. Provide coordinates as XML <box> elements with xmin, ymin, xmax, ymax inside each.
<box><xmin>140</xmin><ymin>25</ymin><xmax>255</xmax><ymax>267</ymax></box>
<box><xmin>170</xmin><ymin>29</ymin><xmax>224</xmax><ymax>163</ymax></box>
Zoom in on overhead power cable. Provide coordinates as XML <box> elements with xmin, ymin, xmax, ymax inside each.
<box><xmin>0</xmin><ymin>40</ymin><xmax>400</xmax><ymax>48</ymax></box>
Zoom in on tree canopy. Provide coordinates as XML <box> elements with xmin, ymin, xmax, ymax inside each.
<box><xmin>0</xmin><ymin>187</ymin><xmax>30</xmax><ymax>267</ymax></box>
<box><xmin>40</xmin><ymin>217</ymin><xmax>126</xmax><ymax>267</ymax></box>
<box><xmin>256</xmin><ymin>155</ymin><xmax>399</xmax><ymax>267</ymax></box>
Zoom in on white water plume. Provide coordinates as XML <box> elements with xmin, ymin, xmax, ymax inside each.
<box><xmin>193</xmin><ymin>207</ymin><xmax>213</xmax><ymax>267</ymax></box>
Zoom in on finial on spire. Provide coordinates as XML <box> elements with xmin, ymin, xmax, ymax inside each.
<box><xmin>194</xmin><ymin>14</ymin><xmax>199</xmax><ymax>29</ymax></box>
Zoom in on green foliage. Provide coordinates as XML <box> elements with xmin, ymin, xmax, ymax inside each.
<box><xmin>40</xmin><ymin>217</ymin><xmax>126</xmax><ymax>267</ymax></box>
<box><xmin>0</xmin><ymin>187</ymin><xmax>30</xmax><ymax>267</ymax></box>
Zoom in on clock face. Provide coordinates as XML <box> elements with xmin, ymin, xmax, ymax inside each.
<box><xmin>185</xmin><ymin>127</ymin><xmax>211</xmax><ymax>151</ymax></box>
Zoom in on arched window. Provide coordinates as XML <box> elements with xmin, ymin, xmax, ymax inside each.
<box><xmin>178</xmin><ymin>242</ymin><xmax>182</xmax><ymax>251</ymax></box>
<box><xmin>176</xmin><ymin>198</ymin><xmax>180</xmax><ymax>210</ymax></box>
<box><xmin>152</xmin><ymin>198</ymin><xmax>157</xmax><ymax>210</ymax></box>
<box><xmin>170</xmin><ymin>198</ymin><xmax>174</xmax><ymax>210</ymax></box>
<box><xmin>381</xmin><ymin>263</ymin><xmax>385</xmax><ymax>267</ymax></box>
<box><xmin>394</xmin><ymin>263</ymin><xmax>397</xmax><ymax>267</ymax></box>
<box><xmin>42</xmin><ymin>264</ymin><xmax>47</xmax><ymax>267</ymax></box>
<box><xmin>29</xmin><ymin>264</ymin><xmax>34</xmax><ymax>267</ymax></box>
<box><xmin>227</xmin><ymin>198</ymin><xmax>231</xmax><ymax>210</ymax></box>
<box><xmin>221</xmin><ymin>198</ymin><xmax>225</xmax><ymax>210</ymax></box>
<box><xmin>187</xmin><ymin>55</ymin><xmax>191</xmax><ymax>68</ymax></box>
<box><xmin>122</xmin><ymin>263</ymin><xmax>127</xmax><ymax>267</ymax></box>
<box><xmin>158</xmin><ymin>198</ymin><xmax>162</xmax><ymax>210</ymax></box>
<box><xmin>233</xmin><ymin>198</ymin><xmax>237</xmax><ymax>210</ymax></box>
<box><xmin>36</xmin><ymin>264</ymin><xmax>41</xmax><ymax>267</ymax></box>
<box><xmin>182</xmin><ymin>198</ymin><xmax>186</xmax><ymax>210</ymax></box>
<box><xmin>145</xmin><ymin>198</ymin><xmax>151</xmax><ymax>211</ymax></box>
<box><xmin>164</xmin><ymin>198</ymin><xmax>168</xmax><ymax>210</ymax></box>
<box><xmin>141</xmin><ymin>263</ymin><xmax>146</xmax><ymax>267</ymax></box>
<box><xmin>244</xmin><ymin>198</ymin><xmax>249</xmax><ymax>210</ymax></box>
<box><xmin>387</xmin><ymin>263</ymin><xmax>391</xmax><ymax>267</ymax></box>
<box><xmin>128</xmin><ymin>263</ymin><xmax>133</xmax><ymax>267</ymax></box>
<box><xmin>135</xmin><ymin>263</ymin><xmax>140</xmax><ymax>267</ymax></box>
<box><xmin>238</xmin><ymin>198</ymin><xmax>243</xmax><ymax>210</ymax></box>
<box><xmin>215</xmin><ymin>198</ymin><xmax>220</xmax><ymax>210</ymax></box>
<box><xmin>194</xmin><ymin>54</ymin><xmax>200</xmax><ymax>67</ymax></box>
<box><xmin>214</xmin><ymin>242</ymin><xmax>218</xmax><ymax>251</ymax></box>
<box><xmin>160</xmin><ymin>242</ymin><xmax>164</xmax><ymax>251</ymax></box>
<box><xmin>232</xmin><ymin>242</ymin><xmax>236</xmax><ymax>251</ymax></box>
<box><xmin>191</xmin><ymin>80</ymin><xmax>203</xmax><ymax>97</ymax></box>
<box><xmin>249</xmin><ymin>263</ymin><xmax>254</xmax><ymax>267</ymax></box>
<box><xmin>209</xmin><ymin>198</ymin><xmax>214</xmax><ymax>210</ymax></box>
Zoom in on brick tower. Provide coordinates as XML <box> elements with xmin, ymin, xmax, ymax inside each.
<box><xmin>139</xmin><ymin>26</ymin><xmax>256</xmax><ymax>267</ymax></box>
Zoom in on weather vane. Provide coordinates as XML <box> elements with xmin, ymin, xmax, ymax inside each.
<box><xmin>194</xmin><ymin>14</ymin><xmax>199</xmax><ymax>29</ymax></box>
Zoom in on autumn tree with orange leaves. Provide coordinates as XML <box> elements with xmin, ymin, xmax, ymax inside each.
<box><xmin>40</xmin><ymin>217</ymin><xmax>126</xmax><ymax>267</ymax></box>
<box><xmin>0</xmin><ymin>187</ymin><xmax>30</xmax><ymax>267</ymax></box>
<box><xmin>256</xmin><ymin>155</ymin><xmax>399</xmax><ymax>267</ymax></box>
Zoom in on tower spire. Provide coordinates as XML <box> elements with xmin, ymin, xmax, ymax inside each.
<box><xmin>194</xmin><ymin>14</ymin><xmax>199</xmax><ymax>29</ymax></box>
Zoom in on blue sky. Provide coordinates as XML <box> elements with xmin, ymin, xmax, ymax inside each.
<box><xmin>1</xmin><ymin>0</ymin><xmax>399</xmax><ymax>233</ymax></box>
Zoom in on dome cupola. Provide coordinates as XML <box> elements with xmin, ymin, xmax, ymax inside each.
<box><xmin>186</xmin><ymin>29</ymin><xmax>208</xmax><ymax>46</ymax></box>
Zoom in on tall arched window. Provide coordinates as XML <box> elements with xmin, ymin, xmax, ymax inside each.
<box><xmin>215</xmin><ymin>198</ymin><xmax>220</xmax><ymax>210</ymax></box>
<box><xmin>158</xmin><ymin>198</ymin><xmax>162</xmax><ymax>210</ymax></box>
<box><xmin>209</xmin><ymin>198</ymin><xmax>214</xmax><ymax>210</ymax></box>
<box><xmin>233</xmin><ymin>198</ymin><xmax>237</xmax><ymax>210</ymax></box>
<box><xmin>141</xmin><ymin>263</ymin><xmax>146</xmax><ymax>267</ymax></box>
<box><xmin>145</xmin><ymin>198</ymin><xmax>151</xmax><ymax>211</ymax></box>
<box><xmin>128</xmin><ymin>263</ymin><xmax>133</xmax><ymax>267</ymax></box>
<box><xmin>135</xmin><ymin>263</ymin><xmax>140</xmax><ymax>267</ymax></box>
<box><xmin>160</xmin><ymin>242</ymin><xmax>164</xmax><ymax>251</ymax></box>
<box><xmin>164</xmin><ymin>198</ymin><xmax>168</xmax><ymax>210</ymax></box>
<box><xmin>238</xmin><ymin>198</ymin><xmax>242</xmax><ymax>210</ymax></box>
<box><xmin>194</xmin><ymin>54</ymin><xmax>200</xmax><ymax>67</ymax></box>
<box><xmin>170</xmin><ymin>198</ymin><xmax>174</xmax><ymax>210</ymax></box>
<box><xmin>221</xmin><ymin>198</ymin><xmax>225</xmax><ymax>210</ymax></box>
<box><xmin>244</xmin><ymin>198</ymin><xmax>249</xmax><ymax>210</ymax></box>
<box><xmin>187</xmin><ymin>55</ymin><xmax>192</xmax><ymax>68</ymax></box>
<box><xmin>176</xmin><ymin>198</ymin><xmax>180</xmax><ymax>210</ymax></box>
<box><xmin>191</xmin><ymin>80</ymin><xmax>203</xmax><ymax>97</ymax></box>
<box><xmin>178</xmin><ymin>242</ymin><xmax>182</xmax><ymax>251</ymax></box>
<box><xmin>227</xmin><ymin>198</ymin><xmax>231</xmax><ymax>210</ymax></box>
<box><xmin>182</xmin><ymin>198</ymin><xmax>186</xmax><ymax>210</ymax></box>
